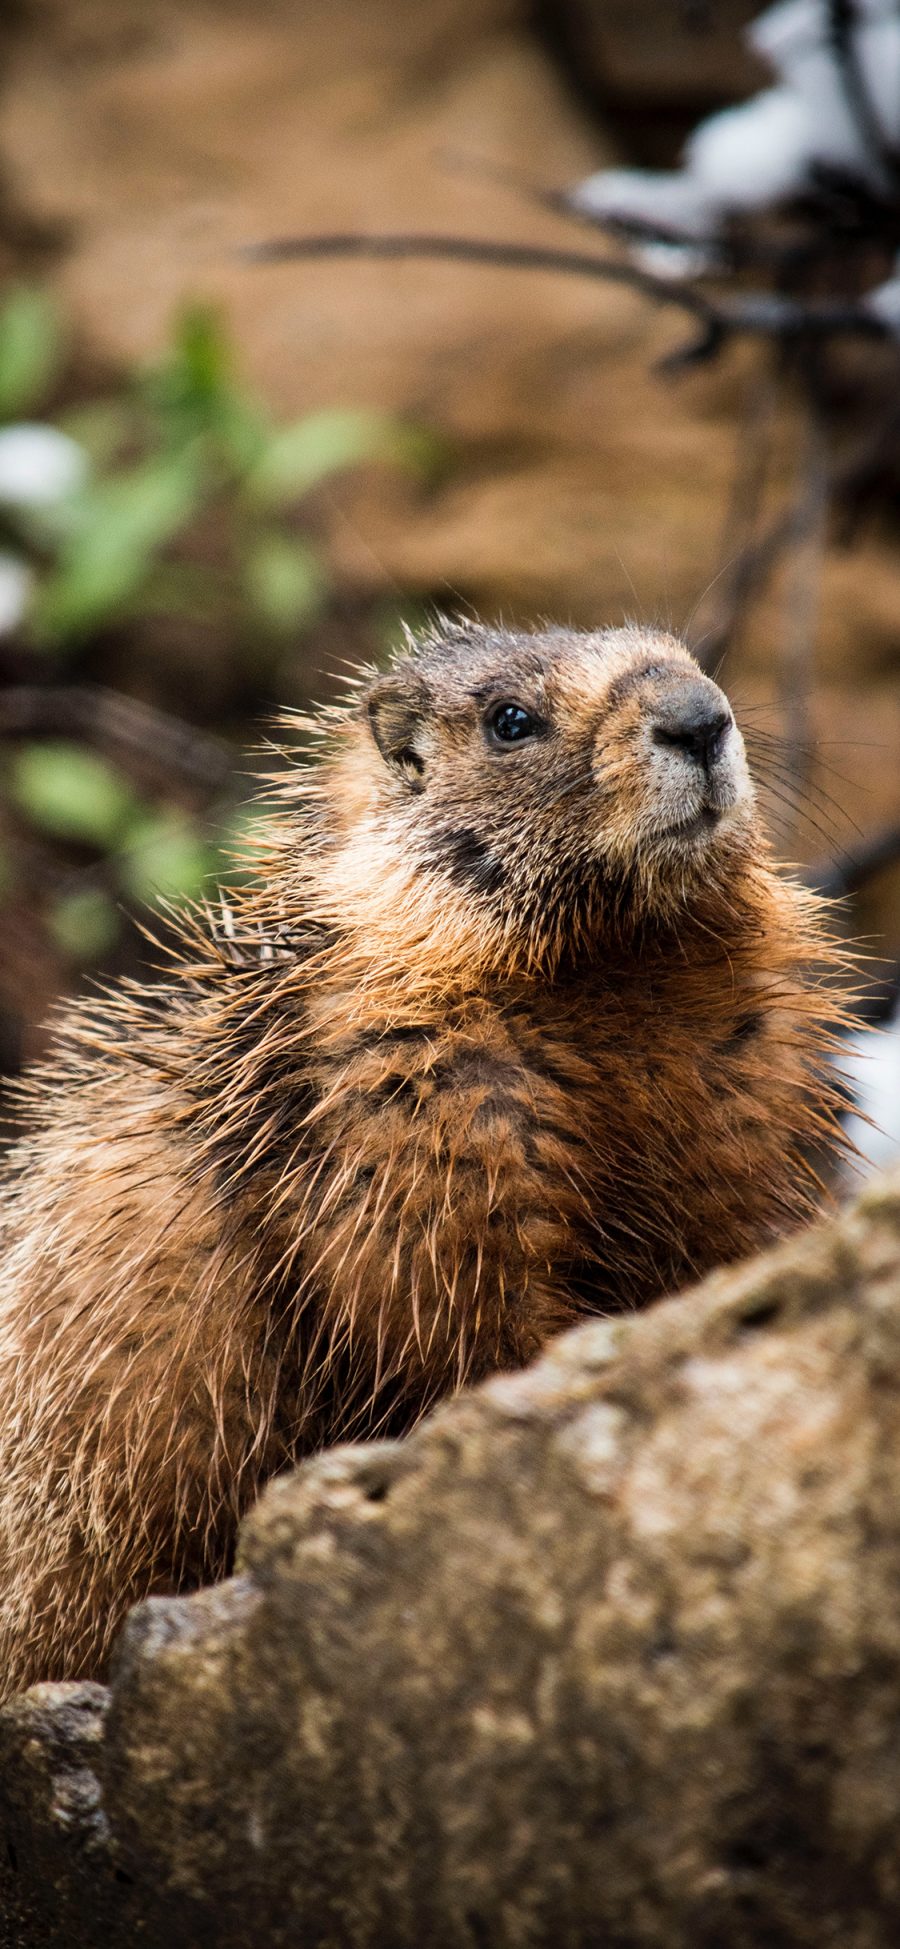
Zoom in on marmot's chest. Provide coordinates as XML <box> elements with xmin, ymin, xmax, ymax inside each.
<box><xmin>511</xmin><ymin>973</ymin><xmax>773</xmax><ymax>1135</ymax></box>
<box><xmin>257</xmin><ymin>965</ymin><xmax>809</xmax><ymax>1321</ymax></box>
<box><xmin>308</xmin><ymin>972</ymin><xmax>780</xmax><ymax>1194</ymax></box>
<box><xmin>514</xmin><ymin>974</ymin><xmax>804</xmax><ymax>1296</ymax></box>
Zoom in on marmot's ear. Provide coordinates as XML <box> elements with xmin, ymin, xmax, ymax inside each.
<box><xmin>367</xmin><ymin>677</ymin><xmax>431</xmax><ymax>791</ymax></box>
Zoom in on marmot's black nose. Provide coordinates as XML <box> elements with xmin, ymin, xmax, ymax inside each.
<box><xmin>652</xmin><ymin>684</ymin><xmax>732</xmax><ymax>774</ymax></box>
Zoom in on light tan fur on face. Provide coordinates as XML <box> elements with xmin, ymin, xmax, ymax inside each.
<box><xmin>0</xmin><ymin>619</ymin><xmax>854</xmax><ymax>1697</ymax></box>
<box><xmin>316</xmin><ymin>624</ymin><xmax>756</xmax><ymax>984</ymax></box>
<box><xmin>577</xmin><ymin>631</ymin><xmax>753</xmax><ymax>872</ymax></box>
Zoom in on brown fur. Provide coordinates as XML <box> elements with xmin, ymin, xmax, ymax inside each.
<box><xmin>0</xmin><ymin>620</ymin><xmax>852</xmax><ymax>1696</ymax></box>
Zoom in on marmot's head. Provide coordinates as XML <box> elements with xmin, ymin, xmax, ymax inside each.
<box><xmin>316</xmin><ymin>621</ymin><xmax>757</xmax><ymax>978</ymax></box>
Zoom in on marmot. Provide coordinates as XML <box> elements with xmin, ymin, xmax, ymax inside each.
<box><xmin>0</xmin><ymin>620</ymin><xmax>850</xmax><ymax>1697</ymax></box>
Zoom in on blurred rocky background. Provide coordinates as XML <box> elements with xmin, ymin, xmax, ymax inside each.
<box><xmin>0</xmin><ymin>0</ymin><xmax>898</xmax><ymax>1152</ymax></box>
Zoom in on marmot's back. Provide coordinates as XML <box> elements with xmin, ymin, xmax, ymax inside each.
<box><xmin>0</xmin><ymin>620</ymin><xmax>852</xmax><ymax>1696</ymax></box>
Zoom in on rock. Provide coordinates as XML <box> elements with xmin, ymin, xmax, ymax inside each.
<box><xmin>0</xmin><ymin>1684</ymin><xmax>112</xmax><ymax>1949</ymax></box>
<box><xmin>5</xmin><ymin>1170</ymin><xmax>900</xmax><ymax>1943</ymax></box>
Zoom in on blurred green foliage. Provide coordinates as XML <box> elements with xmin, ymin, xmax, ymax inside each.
<box><xmin>10</xmin><ymin>742</ymin><xmax>139</xmax><ymax>847</ymax></box>
<box><xmin>12</xmin><ymin>300</ymin><xmax>430</xmax><ymax>647</ymax></box>
<box><xmin>0</xmin><ymin>287</ymin><xmax>61</xmax><ymax>420</ymax></box>
<box><xmin>0</xmin><ymin>288</ymin><xmax>435</xmax><ymax>965</ymax></box>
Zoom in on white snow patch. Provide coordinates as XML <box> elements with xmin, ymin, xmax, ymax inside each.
<box><xmin>571</xmin><ymin>0</ymin><xmax>900</xmax><ymax>240</ymax></box>
<box><xmin>865</xmin><ymin>254</ymin><xmax>900</xmax><ymax>332</ymax></box>
<box><xmin>570</xmin><ymin>167</ymin><xmax>718</xmax><ymax>239</ymax></box>
<box><xmin>839</xmin><ymin>1009</ymin><xmax>900</xmax><ymax>1179</ymax></box>
<box><xmin>0</xmin><ymin>424</ymin><xmax>88</xmax><ymax>510</ymax></box>
<box><xmin>686</xmin><ymin>87</ymin><xmax>815</xmax><ymax>209</ymax></box>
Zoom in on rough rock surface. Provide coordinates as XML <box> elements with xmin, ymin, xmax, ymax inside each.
<box><xmin>4</xmin><ymin>1168</ymin><xmax>900</xmax><ymax>1945</ymax></box>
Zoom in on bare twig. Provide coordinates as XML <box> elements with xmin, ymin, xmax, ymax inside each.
<box><xmin>807</xmin><ymin>821</ymin><xmax>900</xmax><ymax>898</ymax></box>
<box><xmin>689</xmin><ymin>360</ymin><xmax>780</xmax><ymax>666</ymax></box>
<box><xmin>832</xmin><ymin>391</ymin><xmax>900</xmax><ymax>540</ymax></box>
<box><xmin>778</xmin><ymin>398</ymin><xmax>829</xmax><ymax>844</ymax></box>
<box><xmin>695</xmin><ymin>379</ymin><xmax>900</xmax><ymax>672</ymax></box>
<box><xmin>0</xmin><ymin>687</ymin><xmax>231</xmax><ymax>794</ymax></box>
<box><xmin>242</xmin><ymin>232</ymin><xmax>891</xmax><ymax>366</ymax></box>
<box><xmin>694</xmin><ymin>500</ymin><xmax>821</xmax><ymax>672</ymax></box>
<box><xmin>827</xmin><ymin>0</ymin><xmax>900</xmax><ymax>194</ymax></box>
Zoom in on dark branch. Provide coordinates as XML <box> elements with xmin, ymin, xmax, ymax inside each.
<box><xmin>806</xmin><ymin>822</ymin><xmax>900</xmax><ymax>898</ymax></box>
<box><xmin>242</xmin><ymin>232</ymin><xmax>891</xmax><ymax>360</ymax></box>
<box><xmin>694</xmin><ymin>376</ymin><xmax>900</xmax><ymax>671</ymax></box>
<box><xmin>827</xmin><ymin>0</ymin><xmax>900</xmax><ymax>193</ymax></box>
<box><xmin>244</xmin><ymin>230</ymin><xmax>720</xmax><ymax>321</ymax></box>
<box><xmin>0</xmin><ymin>686</ymin><xmax>231</xmax><ymax>793</ymax></box>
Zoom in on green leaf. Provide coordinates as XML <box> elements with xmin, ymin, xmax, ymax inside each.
<box><xmin>213</xmin><ymin>395</ymin><xmax>271</xmax><ymax>476</ymax></box>
<box><xmin>119</xmin><ymin>811</ymin><xmax>212</xmax><ymax>904</ymax></box>
<box><xmin>0</xmin><ymin>287</ymin><xmax>61</xmax><ymax>419</ymax></box>
<box><xmin>32</xmin><ymin>452</ymin><xmax>201</xmax><ymax>641</ymax></box>
<box><xmin>9</xmin><ymin>743</ymin><xmax>140</xmax><ymax>846</ymax></box>
<box><xmin>174</xmin><ymin>306</ymin><xmax>231</xmax><ymax>402</ymax></box>
<box><xmin>246</xmin><ymin>409</ymin><xmax>432</xmax><ymax>505</ymax></box>
<box><xmin>140</xmin><ymin>308</ymin><xmax>272</xmax><ymax>479</ymax></box>
<box><xmin>48</xmin><ymin>887</ymin><xmax>119</xmax><ymax>961</ymax></box>
<box><xmin>243</xmin><ymin>535</ymin><xmax>327</xmax><ymax>632</ymax></box>
<box><xmin>142</xmin><ymin>306</ymin><xmax>230</xmax><ymax>424</ymax></box>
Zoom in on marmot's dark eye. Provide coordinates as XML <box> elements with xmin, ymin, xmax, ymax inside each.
<box><xmin>488</xmin><ymin>702</ymin><xmax>541</xmax><ymax>746</ymax></box>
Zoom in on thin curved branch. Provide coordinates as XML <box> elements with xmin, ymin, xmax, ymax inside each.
<box><xmin>0</xmin><ymin>686</ymin><xmax>231</xmax><ymax>793</ymax></box>
<box><xmin>806</xmin><ymin>821</ymin><xmax>900</xmax><ymax>898</ymax></box>
<box><xmin>242</xmin><ymin>232</ymin><xmax>890</xmax><ymax>365</ymax></box>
